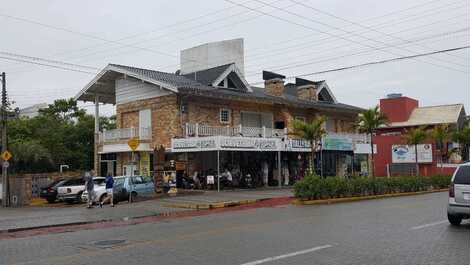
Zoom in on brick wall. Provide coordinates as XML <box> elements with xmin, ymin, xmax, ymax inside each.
<box><xmin>117</xmin><ymin>94</ymin><xmax>181</xmax><ymax>149</ymax></box>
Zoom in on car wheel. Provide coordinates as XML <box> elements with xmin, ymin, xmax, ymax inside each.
<box><xmin>46</xmin><ymin>198</ymin><xmax>56</xmax><ymax>203</ymax></box>
<box><xmin>129</xmin><ymin>192</ymin><xmax>137</xmax><ymax>203</ymax></box>
<box><xmin>77</xmin><ymin>191</ymin><xmax>84</xmax><ymax>204</ymax></box>
<box><xmin>448</xmin><ymin>213</ymin><xmax>462</xmax><ymax>226</ymax></box>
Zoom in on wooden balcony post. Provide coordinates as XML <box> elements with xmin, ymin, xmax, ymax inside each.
<box><xmin>239</xmin><ymin>124</ymin><xmax>243</xmax><ymax>136</ymax></box>
<box><xmin>185</xmin><ymin>123</ymin><xmax>189</xmax><ymax>137</ymax></box>
<box><xmin>195</xmin><ymin>123</ymin><xmax>199</xmax><ymax>137</ymax></box>
<box><xmin>263</xmin><ymin>126</ymin><xmax>266</xmax><ymax>138</ymax></box>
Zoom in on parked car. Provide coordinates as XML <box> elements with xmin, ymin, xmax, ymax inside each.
<box><xmin>448</xmin><ymin>163</ymin><xmax>470</xmax><ymax>225</ymax></box>
<box><xmin>40</xmin><ymin>178</ymin><xmax>67</xmax><ymax>203</ymax></box>
<box><xmin>57</xmin><ymin>177</ymin><xmax>105</xmax><ymax>204</ymax></box>
<box><xmin>82</xmin><ymin>176</ymin><xmax>124</xmax><ymax>205</ymax></box>
<box><xmin>113</xmin><ymin>176</ymin><xmax>155</xmax><ymax>203</ymax></box>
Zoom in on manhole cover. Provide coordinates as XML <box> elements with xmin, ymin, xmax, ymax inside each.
<box><xmin>93</xmin><ymin>239</ymin><xmax>126</xmax><ymax>247</ymax></box>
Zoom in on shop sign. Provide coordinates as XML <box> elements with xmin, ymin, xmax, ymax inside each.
<box><xmin>392</xmin><ymin>144</ymin><xmax>433</xmax><ymax>163</ymax></box>
<box><xmin>172</xmin><ymin>138</ymin><xmax>217</xmax><ymax>151</ymax></box>
<box><xmin>323</xmin><ymin>136</ymin><xmax>353</xmax><ymax>151</ymax></box>
<box><xmin>286</xmin><ymin>139</ymin><xmax>311</xmax><ymax>152</ymax></box>
<box><xmin>220</xmin><ymin>138</ymin><xmax>278</xmax><ymax>150</ymax></box>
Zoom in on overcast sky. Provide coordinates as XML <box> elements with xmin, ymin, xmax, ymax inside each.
<box><xmin>1</xmin><ymin>0</ymin><xmax>470</xmax><ymax>116</ymax></box>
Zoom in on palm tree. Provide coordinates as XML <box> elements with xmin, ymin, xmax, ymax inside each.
<box><xmin>452</xmin><ymin>125</ymin><xmax>470</xmax><ymax>161</ymax></box>
<box><xmin>356</xmin><ymin>106</ymin><xmax>388</xmax><ymax>177</ymax></box>
<box><xmin>431</xmin><ymin>124</ymin><xmax>450</xmax><ymax>172</ymax></box>
<box><xmin>403</xmin><ymin>127</ymin><xmax>428</xmax><ymax>176</ymax></box>
<box><xmin>292</xmin><ymin>116</ymin><xmax>327</xmax><ymax>175</ymax></box>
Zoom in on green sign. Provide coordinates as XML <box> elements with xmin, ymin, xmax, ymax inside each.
<box><xmin>323</xmin><ymin>136</ymin><xmax>353</xmax><ymax>151</ymax></box>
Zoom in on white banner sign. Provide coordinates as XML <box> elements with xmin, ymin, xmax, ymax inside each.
<box><xmin>392</xmin><ymin>144</ymin><xmax>433</xmax><ymax>164</ymax></box>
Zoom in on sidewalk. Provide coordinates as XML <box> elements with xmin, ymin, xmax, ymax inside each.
<box><xmin>0</xmin><ymin>188</ymin><xmax>293</xmax><ymax>232</ymax></box>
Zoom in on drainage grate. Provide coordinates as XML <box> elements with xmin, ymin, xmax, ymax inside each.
<box><xmin>93</xmin><ymin>239</ymin><xmax>127</xmax><ymax>247</ymax></box>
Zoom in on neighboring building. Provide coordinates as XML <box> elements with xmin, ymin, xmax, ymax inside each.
<box><xmin>19</xmin><ymin>103</ymin><xmax>48</xmax><ymax>118</ymax></box>
<box><xmin>374</xmin><ymin>94</ymin><xmax>466</xmax><ymax>177</ymax></box>
<box><xmin>75</xmin><ymin>39</ymin><xmax>369</xmax><ymax>187</ymax></box>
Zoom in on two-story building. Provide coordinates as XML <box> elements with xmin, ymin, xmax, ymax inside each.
<box><xmin>75</xmin><ymin>39</ymin><xmax>370</xmax><ymax>188</ymax></box>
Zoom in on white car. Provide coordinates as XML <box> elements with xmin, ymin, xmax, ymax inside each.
<box><xmin>82</xmin><ymin>176</ymin><xmax>125</xmax><ymax>204</ymax></box>
<box><xmin>57</xmin><ymin>177</ymin><xmax>104</xmax><ymax>204</ymax></box>
<box><xmin>448</xmin><ymin>163</ymin><xmax>470</xmax><ymax>225</ymax></box>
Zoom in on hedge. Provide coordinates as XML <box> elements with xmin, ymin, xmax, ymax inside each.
<box><xmin>294</xmin><ymin>175</ymin><xmax>451</xmax><ymax>200</ymax></box>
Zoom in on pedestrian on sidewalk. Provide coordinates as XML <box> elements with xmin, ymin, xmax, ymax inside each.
<box><xmin>100</xmin><ymin>173</ymin><xmax>114</xmax><ymax>208</ymax></box>
<box><xmin>84</xmin><ymin>172</ymin><xmax>95</xmax><ymax>209</ymax></box>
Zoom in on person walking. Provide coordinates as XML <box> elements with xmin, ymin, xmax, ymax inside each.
<box><xmin>100</xmin><ymin>173</ymin><xmax>115</xmax><ymax>207</ymax></box>
<box><xmin>84</xmin><ymin>172</ymin><xmax>95</xmax><ymax>209</ymax></box>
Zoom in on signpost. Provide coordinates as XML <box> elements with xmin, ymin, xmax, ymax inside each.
<box><xmin>127</xmin><ymin>138</ymin><xmax>140</xmax><ymax>203</ymax></box>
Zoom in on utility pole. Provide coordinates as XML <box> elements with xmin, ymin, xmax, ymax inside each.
<box><xmin>1</xmin><ymin>72</ymin><xmax>8</xmax><ymax>207</ymax></box>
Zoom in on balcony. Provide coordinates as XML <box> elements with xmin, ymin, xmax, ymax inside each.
<box><xmin>183</xmin><ymin>123</ymin><xmax>286</xmax><ymax>138</ymax></box>
<box><xmin>99</xmin><ymin>127</ymin><xmax>151</xmax><ymax>143</ymax></box>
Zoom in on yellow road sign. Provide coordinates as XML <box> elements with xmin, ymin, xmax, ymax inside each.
<box><xmin>1</xmin><ymin>150</ymin><xmax>12</xmax><ymax>161</ymax></box>
<box><xmin>128</xmin><ymin>138</ymin><xmax>140</xmax><ymax>151</ymax></box>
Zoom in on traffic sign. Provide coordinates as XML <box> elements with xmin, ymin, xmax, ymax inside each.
<box><xmin>127</xmin><ymin>138</ymin><xmax>140</xmax><ymax>151</ymax></box>
<box><xmin>2</xmin><ymin>161</ymin><xmax>9</xmax><ymax>168</ymax></box>
<box><xmin>1</xmin><ymin>150</ymin><xmax>12</xmax><ymax>161</ymax></box>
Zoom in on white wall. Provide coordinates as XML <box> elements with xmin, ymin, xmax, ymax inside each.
<box><xmin>180</xmin><ymin>38</ymin><xmax>245</xmax><ymax>75</ymax></box>
<box><xmin>115</xmin><ymin>78</ymin><xmax>171</xmax><ymax>105</ymax></box>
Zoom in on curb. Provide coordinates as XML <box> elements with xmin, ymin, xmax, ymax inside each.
<box><xmin>162</xmin><ymin>198</ymin><xmax>266</xmax><ymax>210</ymax></box>
<box><xmin>292</xmin><ymin>189</ymin><xmax>449</xmax><ymax>206</ymax></box>
<box><xmin>0</xmin><ymin>219</ymin><xmax>112</xmax><ymax>234</ymax></box>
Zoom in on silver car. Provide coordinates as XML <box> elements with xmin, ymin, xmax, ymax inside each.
<box><xmin>448</xmin><ymin>163</ymin><xmax>470</xmax><ymax>225</ymax></box>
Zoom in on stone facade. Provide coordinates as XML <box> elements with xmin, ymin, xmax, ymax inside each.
<box><xmin>264</xmin><ymin>79</ymin><xmax>285</xmax><ymax>97</ymax></box>
<box><xmin>297</xmin><ymin>85</ymin><xmax>317</xmax><ymax>101</ymax></box>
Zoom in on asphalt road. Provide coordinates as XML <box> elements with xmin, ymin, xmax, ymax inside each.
<box><xmin>1</xmin><ymin>191</ymin><xmax>469</xmax><ymax>265</ymax></box>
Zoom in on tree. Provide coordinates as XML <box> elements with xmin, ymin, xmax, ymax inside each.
<box><xmin>292</xmin><ymin>116</ymin><xmax>327</xmax><ymax>175</ymax></box>
<box><xmin>452</xmin><ymin>125</ymin><xmax>470</xmax><ymax>161</ymax></box>
<box><xmin>7</xmin><ymin>98</ymin><xmax>114</xmax><ymax>173</ymax></box>
<box><xmin>431</xmin><ymin>124</ymin><xmax>450</xmax><ymax>172</ymax></box>
<box><xmin>356</xmin><ymin>106</ymin><xmax>388</xmax><ymax>177</ymax></box>
<box><xmin>403</xmin><ymin>127</ymin><xmax>428</xmax><ymax>176</ymax></box>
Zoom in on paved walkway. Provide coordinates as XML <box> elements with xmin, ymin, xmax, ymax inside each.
<box><xmin>0</xmin><ymin>188</ymin><xmax>293</xmax><ymax>232</ymax></box>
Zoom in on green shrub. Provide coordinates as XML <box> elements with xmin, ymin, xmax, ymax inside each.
<box><xmin>294</xmin><ymin>175</ymin><xmax>451</xmax><ymax>200</ymax></box>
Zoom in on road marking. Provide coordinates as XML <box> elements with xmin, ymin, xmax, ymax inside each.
<box><xmin>240</xmin><ymin>244</ymin><xmax>333</xmax><ymax>265</ymax></box>
<box><xmin>410</xmin><ymin>220</ymin><xmax>448</xmax><ymax>230</ymax></box>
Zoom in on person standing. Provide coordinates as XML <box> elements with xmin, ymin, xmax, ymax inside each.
<box><xmin>84</xmin><ymin>172</ymin><xmax>95</xmax><ymax>209</ymax></box>
<box><xmin>100</xmin><ymin>173</ymin><xmax>115</xmax><ymax>207</ymax></box>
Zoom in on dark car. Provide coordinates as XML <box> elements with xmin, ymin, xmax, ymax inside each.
<box><xmin>40</xmin><ymin>179</ymin><xmax>67</xmax><ymax>203</ymax></box>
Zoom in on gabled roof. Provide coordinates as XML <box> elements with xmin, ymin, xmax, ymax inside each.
<box><xmin>183</xmin><ymin>63</ymin><xmax>251</xmax><ymax>92</ymax></box>
<box><xmin>388</xmin><ymin>104</ymin><xmax>465</xmax><ymax>127</ymax></box>
<box><xmin>182</xmin><ymin>63</ymin><xmax>232</xmax><ymax>86</ymax></box>
<box><xmin>75</xmin><ymin>63</ymin><xmax>362</xmax><ymax>113</ymax></box>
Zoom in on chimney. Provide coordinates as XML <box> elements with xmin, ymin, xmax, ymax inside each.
<box><xmin>263</xmin><ymin>71</ymin><xmax>285</xmax><ymax>97</ymax></box>
<box><xmin>296</xmin><ymin>77</ymin><xmax>317</xmax><ymax>101</ymax></box>
<box><xmin>380</xmin><ymin>94</ymin><xmax>418</xmax><ymax>123</ymax></box>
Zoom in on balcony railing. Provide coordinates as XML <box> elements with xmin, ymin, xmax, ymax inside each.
<box><xmin>100</xmin><ymin>127</ymin><xmax>151</xmax><ymax>143</ymax></box>
<box><xmin>184</xmin><ymin>123</ymin><xmax>286</xmax><ymax>138</ymax></box>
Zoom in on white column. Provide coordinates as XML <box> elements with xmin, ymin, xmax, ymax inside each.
<box><xmin>94</xmin><ymin>95</ymin><xmax>100</xmax><ymax>174</ymax></box>
<box><xmin>217</xmin><ymin>150</ymin><xmax>220</xmax><ymax>192</ymax></box>
<box><xmin>278</xmin><ymin>151</ymin><xmax>282</xmax><ymax>188</ymax></box>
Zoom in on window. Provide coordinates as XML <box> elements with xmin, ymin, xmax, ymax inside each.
<box><xmin>220</xmin><ymin>108</ymin><xmax>231</xmax><ymax>124</ymax></box>
<box><xmin>454</xmin><ymin>166</ymin><xmax>470</xmax><ymax>184</ymax></box>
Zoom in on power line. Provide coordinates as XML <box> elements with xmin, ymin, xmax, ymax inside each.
<box><xmin>250</xmin><ymin>44</ymin><xmax>470</xmax><ymax>85</ymax></box>
<box><xmin>243</xmin><ymin>0</ymin><xmax>469</xmax><ymax>74</ymax></box>
<box><xmin>0</xmin><ymin>56</ymin><xmax>98</xmax><ymax>75</ymax></box>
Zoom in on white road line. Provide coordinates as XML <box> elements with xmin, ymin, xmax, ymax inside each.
<box><xmin>410</xmin><ymin>220</ymin><xmax>448</xmax><ymax>230</ymax></box>
<box><xmin>240</xmin><ymin>244</ymin><xmax>333</xmax><ymax>265</ymax></box>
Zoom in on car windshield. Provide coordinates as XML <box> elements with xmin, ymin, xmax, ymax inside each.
<box><xmin>52</xmin><ymin>180</ymin><xmax>67</xmax><ymax>188</ymax></box>
<box><xmin>454</xmin><ymin>166</ymin><xmax>470</xmax><ymax>184</ymax></box>
<box><xmin>93</xmin><ymin>178</ymin><xmax>106</xmax><ymax>185</ymax></box>
<box><xmin>114</xmin><ymin>178</ymin><xmax>125</xmax><ymax>186</ymax></box>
